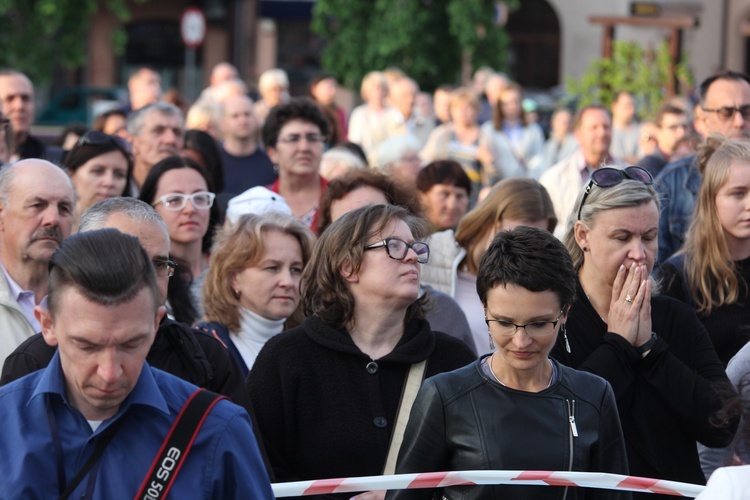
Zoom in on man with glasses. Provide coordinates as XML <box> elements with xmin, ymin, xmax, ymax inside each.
<box><xmin>0</xmin><ymin>160</ymin><xmax>75</xmax><ymax>372</ymax></box>
<box><xmin>655</xmin><ymin>70</ymin><xmax>750</xmax><ymax>265</ymax></box>
<box><xmin>637</xmin><ymin>103</ymin><xmax>690</xmax><ymax>177</ymax></box>
<box><xmin>0</xmin><ymin>70</ymin><xmax>63</xmax><ymax>164</ymax></box>
<box><xmin>262</xmin><ymin>97</ymin><xmax>330</xmax><ymax>231</ymax></box>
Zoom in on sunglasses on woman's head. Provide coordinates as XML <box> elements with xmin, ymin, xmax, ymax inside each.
<box><xmin>77</xmin><ymin>130</ymin><xmax>133</xmax><ymax>155</ymax></box>
<box><xmin>576</xmin><ymin>166</ymin><xmax>653</xmax><ymax>221</ymax></box>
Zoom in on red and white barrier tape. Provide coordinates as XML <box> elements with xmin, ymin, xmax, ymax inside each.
<box><xmin>272</xmin><ymin>470</ymin><xmax>705</xmax><ymax>497</ymax></box>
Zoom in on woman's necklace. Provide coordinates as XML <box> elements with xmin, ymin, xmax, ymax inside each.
<box><xmin>489</xmin><ymin>353</ymin><xmax>554</xmax><ymax>390</ymax></box>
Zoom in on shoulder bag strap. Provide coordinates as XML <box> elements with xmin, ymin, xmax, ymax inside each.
<box><xmin>382</xmin><ymin>360</ymin><xmax>427</xmax><ymax>475</ymax></box>
<box><xmin>134</xmin><ymin>388</ymin><xmax>226</xmax><ymax>500</ymax></box>
<box><xmin>54</xmin><ymin>404</ymin><xmax>128</xmax><ymax>500</ymax></box>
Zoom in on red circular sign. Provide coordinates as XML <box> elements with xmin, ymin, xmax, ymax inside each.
<box><xmin>181</xmin><ymin>7</ymin><xmax>206</xmax><ymax>49</ymax></box>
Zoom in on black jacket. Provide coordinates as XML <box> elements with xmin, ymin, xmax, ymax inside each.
<box><xmin>551</xmin><ymin>282</ymin><xmax>738</xmax><ymax>499</ymax></box>
<box><xmin>247</xmin><ymin>315</ymin><xmax>476</xmax><ymax>498</ymax></box>
<box><xmin>387</xmin><ymin>357</ymin><xmax>630</xmax><ymax>500</ymax></box>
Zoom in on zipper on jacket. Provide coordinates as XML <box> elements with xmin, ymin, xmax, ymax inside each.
<box><xmin>567</xmin><ymin>399</ymin><xmax>578</xmax><ymax>438</ymax></box>
<box><xmin>562</xmin><ymin>399</ymin><xmax>578</xmax><ymax>500</ymax></box>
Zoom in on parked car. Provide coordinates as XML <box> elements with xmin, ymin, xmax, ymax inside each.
<box><xmin>36</xmin><ymin>86</ymin><xmax>127</xmax><ymax>126</ymax></box>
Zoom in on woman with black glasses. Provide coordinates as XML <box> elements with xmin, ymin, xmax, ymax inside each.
<box><xmin>247</xmin><ymin>204</ymin><xmax>475</xmax><ymax>499</ymax></box>
<box><xmin>552</xmin><ymin>165</ymin><xmax>739</xmax><ymax>498</ymax></box>
<box><xmin>64</xmin><ymin>130</ymin><xmax>133</xmax><ymax>226</ymax></box>
<box><xmin>388</xmin><ymin>226</ymin><xmax>629</xmax><ymax>500</ymax></box>
<box><xmin>139</xmin><ymin>156</ymin><xmax>218</xmax><ymax>325</ymax></box>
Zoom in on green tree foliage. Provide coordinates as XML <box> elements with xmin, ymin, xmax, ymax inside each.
<box><xmin>567</xmin><ymin>40</ymin><xmax>694</xmax><ymax>118</ymax></box>
<box><xmin>0</xmin><ymin>0</ymin><xmax>147</xmax><ymax>85</ymax></box>
<box><xmin>312</xmin><ymin>0</ymin><xmax>519</xmax><ymax>92</ymax></box>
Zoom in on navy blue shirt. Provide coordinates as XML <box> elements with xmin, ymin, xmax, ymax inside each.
<box><xmin>219</xmin><ymin>145</ymin><xmax>277</xmax><ymax>197</ymax></box>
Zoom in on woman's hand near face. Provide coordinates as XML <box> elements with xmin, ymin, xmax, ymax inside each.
<box><xmin>607</xmin><ymin>263</ymin><xmax>647</xmax><ymax>345</ymax></box>
<box><xmin>635</xmin><ymin>277</ymin><xmax>653</xmax><ymax>347</ymax></box>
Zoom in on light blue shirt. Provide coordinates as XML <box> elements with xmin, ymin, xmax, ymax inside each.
<box><xmin>0</xmin><ymin>352</ymin><xmax>275</xmax><ymax>499</ymax></box>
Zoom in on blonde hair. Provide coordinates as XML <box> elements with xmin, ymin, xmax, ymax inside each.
<box><xmin>186</xmin><ymin>99</ymin><xmax>221</xmax><ymax>132</ymax></box>
<box><xmin>450</xmin><ymin>87</ymin><xmax>480</xmax><ymax>114</ymax></box>
<box><xmin>360</xmin><ymin>71</ymin><xmax>387</xmax><ymax>100</ymax></box>
<box><xmin>563</xmin><ymin>171</ymin><xmax>660</xmax><ymax>272</ymax></box>
<box><xmin>203</xmin><ymin>213</ymin><xmax>315</xmax><ymax>332</ymax></box>
<box><xmin>455</xmin><ymin>178</ymin><xmax>556</xmax><ymax>274</ymax></box>
<box><xmin>680</xmin><ymin>135</ymin><xmax>750</xmax><ymax>314</ymax></box>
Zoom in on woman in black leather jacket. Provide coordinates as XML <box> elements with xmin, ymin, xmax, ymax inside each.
<box><xmin>387</xmin><ymin>226</ymin><xmax>630</xmax><ymax>500</ymax></box>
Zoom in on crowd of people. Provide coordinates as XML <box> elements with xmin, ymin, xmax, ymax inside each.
<box><xmin>0</xmin><ymin>61</ymin><xmax>748</xmax><ymax>498</ymax></box>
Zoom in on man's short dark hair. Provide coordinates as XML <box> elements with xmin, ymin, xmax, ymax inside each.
<box><xmin>416</xmin><ymin>160</ymin><xmax>472</xmax><ymax>195</ymax></box>
<box><xmin>699</xmin><ymin>70</ymin><xmax>750</xmax><ymax>105</ymax></box>
<box><xmin>47</xmin><ymin>228</ymin><xmax>159</xmax><ymax>315</ymax></box>
<box><xmin>262</xmin><ymin>97</ymin><xmax>330</xmax><ymax>148</ymax></box>
<box><xmin>655</xmin><ymin>103</ymin><xmax>686</xmax><ymax>126</ymax></box>
<box><xmin>476</xmin><ymin>226</ymin><xmax>576</xmax><ymax>307</ymax></box>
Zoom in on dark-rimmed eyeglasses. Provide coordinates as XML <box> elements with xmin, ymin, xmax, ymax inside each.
<box><xmin>576</xmin><ymin>166</ymin><xmax>653</xmax><ymax>221</ymax></box>
<box><xmin>364</xmin><ymin>237</ymin><xmax>430</xmax><ymax>264</ymax></box>
<box><xmin>77</xmin><ymin>130</ymin><xmax>132</xmax><ymax>155</ymax></box>
<box><xmin>152</xmin><ymin>192</ymin><xmax>215</xmax><ymax>211</ymax></box>
<box><xmin>152</xmin><ymin>258</ymin><xmax>177</xmax><ymax>277</ymax></box>
<box><xmin>701</xmin><ymin>105</ymin><xmax>750</xmax><ymax>122</ymax></box>
<box><xmin>485</xmin><ymin>309</ymin><xmax>566</xmax><ymax>337</ymax></box>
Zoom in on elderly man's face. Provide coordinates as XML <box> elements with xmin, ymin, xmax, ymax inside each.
<box><xmin>38</xmin><ymin>286</ymin><xmax>163</xmax><ymax>421</ymax></box>
<box><xmin>0</xmin><ymin>161</ymin><xmax>75</xmax><ymax>266</ymax></box>
<box><xmin>131</xmin><ymin>111</ymin><xmax>183</xmax><ymax>171</ymax></box>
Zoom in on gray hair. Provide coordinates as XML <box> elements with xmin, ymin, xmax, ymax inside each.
<box><xmin>563</xmin><ymin>171</ymin><xmax>661</xmax><ymax>271</ymax></box>
<box><xmin>79</xmin><ymin>197</ymin><xmax>169</xmax><ymax>239</ymax></box>
<box><xmin>0</xmin><ymin>159</ymin><xmax>73</xmax><ymax>205</ymax></box>
<box><xmin>376</xmin><ymin>134</ymin><xmax>421</xmax><ymax>170</ymax></box>
<box><xmin>0</xmin><ymin>163</ymin><xmax>20</xmax><ymax>204</ymax></box>
<box><xmin>258</xmin><ymin>69</ymin><xmax>289</xmax><ymax>92</ymax></box>
<box><xmin>320</xmin><ymin>147</ymin><xmax>367</xmax><ymax>179</ymax></box>
<box><xmin>127</xmin><ymin>101</ymin><xmax>184</xmax><ymax>137</ymax></box>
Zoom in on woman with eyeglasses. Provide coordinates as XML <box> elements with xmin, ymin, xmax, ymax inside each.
<box><xmin>64</xmin><ymin>130</ymin><xmax>133</xmax><ymax>226</ymax></box>
<box><xmin>200</xmin><ymin>212</ymin><xmax>315</xmax><ymax>377</ymax></box>
<box><xmin>388</xmin><ymin>226</ymin><xmax>629</xmax><ymax>500</ymax></box>
<box><xmin>139</xmin><ymin>156</ymin><xmax>217</xmax><ymax>325</ymax></box>
<box><xmin>421</xmin><ymin>177</ymin><xmax>557</xmax><ymax>355</ymax></box>
<box><xmin>246</xmin><ymin>204</ymin><xmax>475</xmax><ymax>498</ymax></box>
<box><xmin>552</xmin><ymin>165</ymin><xmax>739</xmax><ymax>497</ymax></box>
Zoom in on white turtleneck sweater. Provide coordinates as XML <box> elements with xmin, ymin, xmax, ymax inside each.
<box><xmin>232</xmin><ymin>308</ymin><xmax>286</xmax><ymax>371</ymax></box>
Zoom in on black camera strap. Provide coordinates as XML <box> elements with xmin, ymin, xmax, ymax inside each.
<box><xmin>134</xmin><ymin>388</ymin><xmax>226</xmax><ymax>500</ymax></box>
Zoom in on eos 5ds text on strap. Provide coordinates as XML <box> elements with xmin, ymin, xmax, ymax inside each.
<box><xmin>135</xmin><ymin>388</ymin><xmax>226</xmax><ymax>500</ymax></box>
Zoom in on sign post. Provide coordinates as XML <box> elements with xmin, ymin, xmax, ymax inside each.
<box><xmin>180</xmin><ymin>7</ymin><xmax>206</xmax><ymax>102</ymax></box>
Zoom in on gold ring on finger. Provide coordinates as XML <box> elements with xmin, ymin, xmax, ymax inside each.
<box><xmin>625</xmin><ymin>295</ymin><xmax>633</xmax><ymax>303</ymax></box>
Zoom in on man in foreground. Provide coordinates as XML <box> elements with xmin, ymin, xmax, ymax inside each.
<box><xmin>0</xmin><ymin>229</ymin><xmax>274</xmax><ymax>498</ymax></box>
